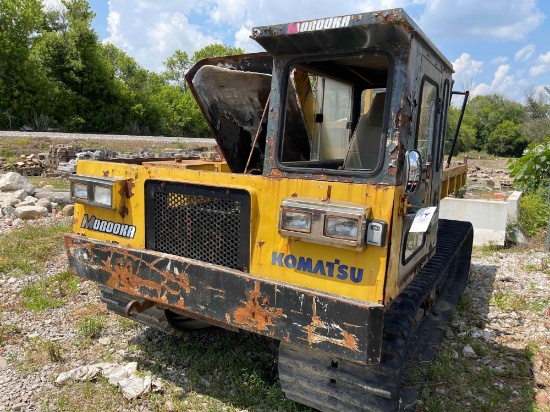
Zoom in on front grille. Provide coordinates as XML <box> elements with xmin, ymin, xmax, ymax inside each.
<box><xmin>145</xmin><ymin>181</ymin><xmax>250</xmax><ymax>271</ymax></box>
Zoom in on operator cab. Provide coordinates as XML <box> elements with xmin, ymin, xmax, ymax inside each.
<box><xmin>186</xmin><ymin>8</ymin><xmax>453</xmax><ymax>191</ymax></box>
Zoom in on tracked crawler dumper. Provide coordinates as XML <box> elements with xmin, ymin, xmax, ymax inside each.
<box><xmin>65</xmin><ymin>8</ymin><xmax>473</xmax><ymax>411</ymax></box>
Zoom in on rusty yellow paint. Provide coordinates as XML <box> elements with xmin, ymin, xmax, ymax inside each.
<box><xmin>71</xmin><ymin>159</ymin><xmax>399</xmax><ymax>303</ymax></box>
<box><xmin>384</xmin><ymin>185</ymin><xmax>405</xmax><ymax>305</ymax></box>
<box><xmin>293</xmin><ymin>69</ymin><xmax>317</xmax><ymax>137</ymax></box>
<box><xmin>440</xmin><ymin>164</ymin><xmax>468</xmax><ymax>199</ymax></box>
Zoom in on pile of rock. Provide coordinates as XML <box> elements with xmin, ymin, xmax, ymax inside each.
<box><xmin>468</xmin><ymin>166</ymin><xmax>514</xmax><ymax>190</ymax></box>
<box><xmin>11</xmin><ymin>154</ymin><xmax>46</xmax><ymax>176</ymax></box>
<box><xmin>0</xmin><ymin>172</ymin><xmax>73</xmax><ymax>223</ymax></box>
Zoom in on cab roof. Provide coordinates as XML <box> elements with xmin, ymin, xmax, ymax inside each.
<box><xmin>251</xmin><ymin>8</ymin><xmax>452</xmax><ymax>71</ymax></box>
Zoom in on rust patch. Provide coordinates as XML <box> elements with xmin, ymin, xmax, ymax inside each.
<box><xmin>69</xmin><ymin>241</ymin><xmax>194</xmax><ymax>303</ymax></box>
<box><xmin>395</xmin><ymin>107</ymin><xmax>412</xmax><ymax>128</ymax></box>
<box><xmin>306</xmin><ymin>298</ymin><xmax>359</xmax><ymax>351</ymax></box>
<box><xmin>257</xmin><ymin>241</ymin><xmax>265</xmax><ymax>248</ymax></box>
<box><xmin>387</xmin><ymin>165</ymin><xmax>397</xmax><ymax>177</ymax></box>
<box><xmin>103</xmin><ymin>171</ymin><xmax>110</xmax><ymax>178</ymax></box>
<box><xmin>125</xmin><ymin>179</ymin><xmax>134</xmax><ymax>198</ymax></box>
<box><xmin>232</xmin><ymin>281</ymin><xmax>285</xmax><ymax>331</ymax></box>
<box><xmin>119</xmin><ymin>205</ymin><xmax>129</xmax><ymax>219</ymax></box>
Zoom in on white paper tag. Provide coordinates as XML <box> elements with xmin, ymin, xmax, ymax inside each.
<box><xmin>409</xmin><ymin>207</ymin><xmax>437</xmax><ymax>233</ymax></box>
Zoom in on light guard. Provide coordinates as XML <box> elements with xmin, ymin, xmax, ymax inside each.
<box><xmin>279</xmin><ymin>197</ymin><xmax>370</xmax><ymax>250</ymax></box>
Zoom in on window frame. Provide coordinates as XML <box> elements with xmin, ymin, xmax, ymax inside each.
<box><xmin>275</xmin><ymin>51</ymin><xmax>394</xmax><ymax>178</ymax></box>
<box><xmin>414</xmin><ymin>76</ymin><xmax>440</xmax><ymax>167</ymax></box>
<box><xmin>437</xmin><ymin>79</ymin><xmax>451</xmax><ymax>172</ymax></box>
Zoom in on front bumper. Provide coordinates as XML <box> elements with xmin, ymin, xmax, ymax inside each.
<box><xmin>65</xmin><ymin>234</ymin><xmax>384</xmax><ymax>364</ymax></box>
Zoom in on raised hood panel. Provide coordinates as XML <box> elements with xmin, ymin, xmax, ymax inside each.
<box><xmin>185</xmin><ymin>53</ymin><xmax>273</xmax><ymax>173</ymax></box>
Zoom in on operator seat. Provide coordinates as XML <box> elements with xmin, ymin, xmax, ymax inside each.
<box><xmin>344</xmin><ymin>92</ymin><xmax>386</xmax><ymax>170</ymax></box>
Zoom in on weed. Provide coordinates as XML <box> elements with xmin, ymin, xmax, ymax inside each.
<box><xmin>0</xmin><ymin>309</ymin><xmax>22</xmax><ymax>347</ymax></box>
<box><xmin>0</xmin><ymin>221</ymin><xmax>71</xmax><ymax>275</ymax></box>
<box><xmin>21</xmin><ymin>268</ymin><xmax>79</xmax><ymax>311</ymax></box>
<box><xmin>21</xmin><ymin>282</ymin><xmax>66</xmax><ymax>311</ymax></box>
<box><xmin>77</xmin><ymin>315</ymin><xmax>105</xmax><ymax>340</ymax></box>
<box><xmin>27</xmin><ymin>176</ymin><xmax>71</xmax><ymax>190</ymax></box>
<box><xmin>44</xmin><ymin>340</ymin><xmax>63</xmax><ymax>362</ymax></box>
<box><xmin>490</xmin><ymin>288</ymin><xmax>529</xmax><ymax>312</ymax></box>
<box><xmin>18</xmin><ymin>337</ymin><xmax>64</xmax><ymax>372</ymax></box>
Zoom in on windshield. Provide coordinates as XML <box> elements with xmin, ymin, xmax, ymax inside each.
<box><xmin>280</xmin><ymin>53</ymin><xmax>390</xmax><ymax>173</ymax></box>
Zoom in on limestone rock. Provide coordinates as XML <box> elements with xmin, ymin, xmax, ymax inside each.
<box><xmin>36</xmin><ymin>197</ymin><xmax>52</xmax><ymax>212</ymax></box>
<box><xmin>0</xmin><ymin>172</ymin><xmax>35</xmax><ymax>194</ymax></box>
<box><xmin>462</xmin><ymin>345</ymin><xmax>477</xmax><ymax>358</ymax></box>
<box><xmin>15</xmin><ymin>206</ymin><xmax>49</xmax><ymax>220</ymax></box>
<box><xmin>62</xmin><ymin>204</ymin><xmax>74</xmax><ymax>217</ymax></box>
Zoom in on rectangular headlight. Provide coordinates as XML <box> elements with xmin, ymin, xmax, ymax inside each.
<box><xmin>72</xmin><ymin>183</ymin><xmax>88</xmax><ymax>199</ymax></box>
<box><xmin>93</xmin><ymin>185</ymin><xmax>113</xmax><ymax>207</ymax></box>
<box><xmin>279</xmin><ymin>198</ymin><xmax>370</xmax><ymax>250</ymax></box>
<box><xmin>282</xmin><ymin>210</ymin><xmax>312</xmax><ymax>233</ymax></box>
<box><xmin>324</xmin><ymin>216</ymin><xmax>360</xmax><ymax>241</ymax></box>
<box><xmin>70</xmin><ymin>175</ymin><xmax>127</xmax><ymax>209</ymax></box>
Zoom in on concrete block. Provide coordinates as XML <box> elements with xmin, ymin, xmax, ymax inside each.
<box><xmin>439</xmin><ymin>191</ymin><xmax>522</xmax><ymax>246</ymax></box>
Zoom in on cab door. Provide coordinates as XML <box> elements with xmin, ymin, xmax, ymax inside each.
<box><xmin>398</xmin><ymin>77</ymin><xmax>442</xmax><ymax>285</ymax></box>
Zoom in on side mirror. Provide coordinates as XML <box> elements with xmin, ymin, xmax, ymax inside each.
<box><xmin>404</xmin><ymin>150</ymin><xmax>422</xmax><ymax>193</ymax></box>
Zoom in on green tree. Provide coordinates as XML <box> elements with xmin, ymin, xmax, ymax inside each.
<box><xmin>445</xmin><ymin>106</ymin><xmax>476</xmax><ymax>154</ymax></box>
<box><xmin>36</xmin><ymin>0</ymin><xmax>128</xmax><ymax>132</ymax></box>
<box><xmin>487</xmin><ymin>120</ymin><xmax>527</xmax><ymax>157</ymax></box>
<box><xmin>466</xmin><ymin>94</ymin><xmax>526</xmax><ymax>151</ymax></box>
<box><xmin>0</xmin><ymin>0</ymin><xmax>49</xmax><ymax>129</ymax></box>
<box><xmin>164</xmin><ymin>50</ymin><xmax>190</xmax><ymax>91</ymax></box>
<box><xmin>163</xmin><ymin>44</ymin><xmax>244</xmax><ymax>92</ymax></box>
<box><xmin>522</xmin><ymin>88</ymin><xmax>550</xmax><ymax>144</ymax></box>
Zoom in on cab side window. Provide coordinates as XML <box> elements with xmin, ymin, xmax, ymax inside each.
<box><xmin>416</xmin><ymin>80</ymin><xmax>438</xmax><ymax>163</ymax></box>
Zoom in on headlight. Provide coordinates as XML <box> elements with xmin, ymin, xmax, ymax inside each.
<box><xmin>278</xmin><ymin>198</ymin><xmax>370</xmax><ymax>250</ymax></box>
<box><xmin>281</xmin><ymin>210</ymin><xmax>312</xmax><ymax>233</ymax></box>
<box><xmin>93</xmin><ymin>185</ymin><xmax>112</xmax><ymax>206</ymax></box>
<box><xmin>72</xmin><ymin>183</ymin><xmax>88</xmax><ymax>199</ymax></box>
<box><xmin>70</xmin><ymin>176</ymin><xmax>126</xmax><ymax>209</ymax></box>
<box><xmin>324</xmin><ymin>216</ymin><xmax>359</xmax><ymax>240</ymax></box>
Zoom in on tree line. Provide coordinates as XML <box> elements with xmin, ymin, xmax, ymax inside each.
<box><xmin>447</xmin><ymin>89</ymin><xmax>550</xmax><ymax>158</ymax></box>
<box><xmin>2</xmin><ymin>0</ymin><xmax>549</xmax><ymax>147</ymax></box>
<box><xmin>0</xmin><ymin>0</ymin><xmax>242</xmax><ymax>136</ymax></box>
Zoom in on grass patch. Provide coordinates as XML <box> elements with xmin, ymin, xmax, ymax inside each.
<box><xmin>128</xmin><ymin>328</ymin><xmax>311</xmax><ymax>412</ymax></box>
<box><xmin>0</xmin><ymin>221</ymin><xmax>71</xmax><ymax>275</ymax></box>
<box><xmin>17</xmin><ymin>337</ymin><xmax>64</xmax><ymax>373</ymax></box>
<box><xmin>421</xmin><ymin>338</ymin><xmax>535</xmax><ymax>411</ymax></box>
<box><xmin>77</xmin><ymin>315</ymin><xmax>105</xmax><ymax>340</ymax></box>
<box><xmin>21</xmin><ymin>268</ymin><xmax>80</xmax><ymax>311</ymax></box>
<box><xmin>27</xmin><ymin>176</ymin><xmax>71</xmax><ymax>190</ymax></box>
<box><xmin>41</xmin><ymin>377</ymin><xmax>137</xmax><ymax>412</ymax></box>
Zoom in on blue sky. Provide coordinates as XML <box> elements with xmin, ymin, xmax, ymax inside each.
<box><xmin>78</xmin><ymin>0</ymin><xmax>550</xmax><ymax>102</ymax></box>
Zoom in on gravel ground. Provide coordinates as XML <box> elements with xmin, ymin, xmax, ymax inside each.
<box><xmin>0</xmin><ymin>131</ymin><xmax>215</xmax><ymax>145</ymax></box>
<box><xmin>0</xmin><ymin>218</ymin><xmax>549</xmax><ymax>411</ymax></box>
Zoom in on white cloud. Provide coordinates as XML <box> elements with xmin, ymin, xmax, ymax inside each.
<box><xmin>103</xmin><ymin>0</ymin><xmax>371</xmax><ymax>71</ymax></box>
<box><xmin>530</xmin><ymin>51</ymin><xmax>550</xmax><ymax>77</ymax></box>
<box><xmin>472</xmin><ymin>64</ymin><xmax>528</xmax><ymax>99</ymax></box>
<box><xmin>418</xmin><ymin>0</ymin><xmax>544</xmax><ymax>41</ymax></box>
<box><xmin>101</xmin><ymin>0</ymin><xmax>548</xmax><ymax>100</ymax></box>
<box><xmin>491</xmin><ymin>56</ymin><xmax>508</xmax><ymax>65</ymax></box>
<box><xmin>452</xmin><ymin>53</ymin><xmax>483</xmax><ymax>89</ymax></box>
<box><xmin>105</xmin><ymin>1</ymin><xmax>221</xmax><ymax>71</ymax></box>
<box><xmin>235</xmin><ymin>24</ymin><xmax>262</xmax><ymax>52</ymax></box>
<box><xmin>515</xmin><ymin>44</ymin><xmax>536</xmax><ymax>61</ymax></box>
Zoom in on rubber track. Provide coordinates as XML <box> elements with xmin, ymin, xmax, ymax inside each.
<box><xmin>278</xmin><ymin>219</ymin><xmax>474</xmax><ymax>412</ymax></box>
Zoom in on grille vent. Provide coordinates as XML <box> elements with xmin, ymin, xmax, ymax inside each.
<box><xmin>145</xmin><ymin>181</ymin><xmax>250</xmax><ymax>271</ymax></box>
